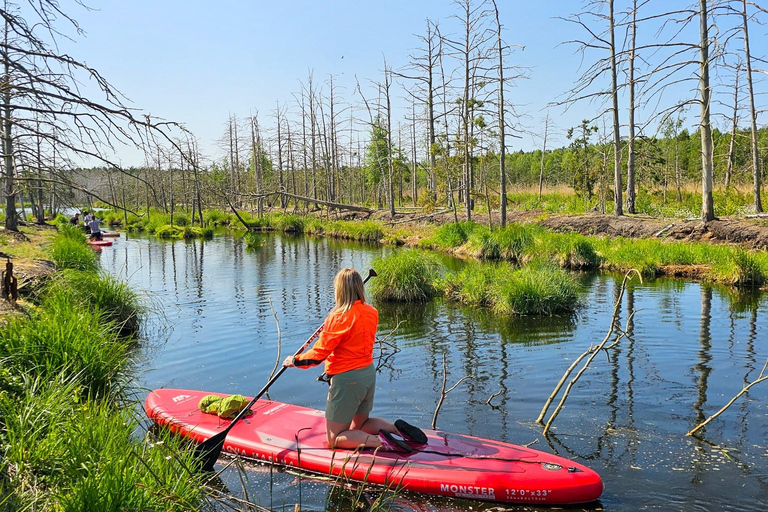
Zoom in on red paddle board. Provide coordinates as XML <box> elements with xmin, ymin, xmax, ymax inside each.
<box><xmin>87</xmin><ymin>239</ymin><xmax>112</xmax><ymax>246</ymax></box>
<box><xmin>146</xmin><ymin>389</ymin><xmax>603</xmax><ymax>505</ymax></box>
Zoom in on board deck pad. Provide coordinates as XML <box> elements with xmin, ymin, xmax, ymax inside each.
<box><xmin>146</xmin><ymin>389</ymin><xmax>603</xmax><ymax>505</ymax></box>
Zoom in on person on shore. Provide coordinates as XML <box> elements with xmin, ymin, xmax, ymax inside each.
<box><xmin>88</xmin><ymin>215</ymin><xmax>103</xmax><ymax>241</ymax></box>
<box><xmin>69</xmin><ymin>212</ymin><xmax>80</xmax><ymax>225</ymax></box>
<box><xmin>283</xmin><ymin>268</ymin><xmax>427</xmax><ymax>453</ymax></box>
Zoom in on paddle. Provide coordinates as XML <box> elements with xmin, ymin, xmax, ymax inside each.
<box><xmin>196</xmin><ymin>268</ymin><xmax>378</xmax><ymax>471</ymax></box>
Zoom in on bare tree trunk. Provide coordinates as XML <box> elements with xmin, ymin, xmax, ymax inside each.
<box><xmin>725</xmin><ymin>67</ymin><xmax>739</xmax><ymax>190</ymax></box>
<box><xmin>609</xmin><ymin>0</ymin><xmax>623</xmax><ymax>216</ymax></box>
<box><xmin>2</xmin><ymin>25</ymin><xmax>17</xmax><ymax>231</ymax></box>
<box><xmin>493</xmin><ymin>0</ymin><xmax>507</xmax><ymax>226</ymax></box>
<box><xmin>411</xmin><ymin>102</ymin><xmax>418</xmax><ymax>206</ymax></box>
<box><xmin>625</xmin><ymin>0</ymin><xmax>637</xmax><ymax>214</ymax></box>
<box><xmin>276</xmin><ymin>102</ymin><xmax>286</xmax><ymax>208</ymax></box>
<box><xmin>675</xmin><ymin>133</ymin><xmax>682</xmax><ymax>202</ymax></box>
<box><xmin>35</xmin><ymin>126</ymin><xmax>44</xmax><ymax>223</ymax></box>
<box><xmin>384</xmin><ymin>63</ymin><xmax>396</xmax><ymax>217</ymax></box>
<box><xmin>462</xmin><ymin>7</ymin><xmax>472</xmax><ymax>222</ymax></box>
<box><xmin>309</xmin><ymin>73</ymin><xmax>319</xmax><ymax>206</ymax></box>
<box><xmin>539</xmin><ymin>114</ymin><xmax>549</xmax><ymax>200</ymax></box>
<box><xmin>699</xmin><ymin>0</ymin><xmax>715</xmax><ymax>222</ymax></box>
<box><xmin>742</xmin><ymin>0</ymin><xmax>763</xmax><ymax>212</ymax></box>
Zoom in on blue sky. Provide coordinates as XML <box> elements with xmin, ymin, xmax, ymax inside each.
<box><xmin>54</xmin><ymin>0</ymin><xmax>766</xmax><ymax>166</ymax></box>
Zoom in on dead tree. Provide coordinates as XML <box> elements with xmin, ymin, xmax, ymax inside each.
<box><xmin>445</xmin><ymin>0</ymin><xmax>494</xmax><ymax>221</ymax></box>
<box><xmin>739</xmin><ymin>0</ymin><xmax>763</xmax><ymax>212</ymax></box>
<box><xmin>557</xmin><ymin>0</ymin><xmax>624</xmax><ymax>216</ymax></box>
<box><xmin>698</xmin><ymin>0</ymin><xmax>716</xmax><ymax>222</ymax></box>
<box><xmin>0</xmin><ymin>1</ymin><xmax>186</xmax><ymax>231</ymax></box>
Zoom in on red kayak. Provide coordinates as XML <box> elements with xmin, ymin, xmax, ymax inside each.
<box><xmin>146</xmin><ymin>389</ymin><xmax>603</xmax><ymax>505</ymax></box>
<box><xmin>88</xmin><ymin>239</ymin><xmax>112</xmax><ymax>246</ymax></box>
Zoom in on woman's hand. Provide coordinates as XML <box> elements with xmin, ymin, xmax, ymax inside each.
<box><xmin>282</xmin><ymin>356</ymin><xmax>295</xmax><ymax>368</ymax></box>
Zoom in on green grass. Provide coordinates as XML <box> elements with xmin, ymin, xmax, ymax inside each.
<box><xmin>272</xmin><ymin>214</ymin><xmax>305</xmax><ymax>233</ymax></box>
<box><xmin>243</xmin><ymin>231</ymin><xmax>265</xmax><ymax>248</ymax></box>
<box><xmin>324</xmin><ymin>220</ymin><xmax>384</xmax><ymax>241</ymax></box>
<box><xmin>154</xmin><ymin>224</ymin><xmax>213</xmax><ymax>239</ymax></box>
<box><xmin>442</xmin><ymin>262</ymin><xmax>581</xmax><ymax>315</ymax></box>
<box><xmin>464</xmin><ymin>224</ymin><xmax>535</xmax><ymax>261</ymax></box>
<box><xmin>420</xmin><ymin>221</ymin><xmax>479</xmax><ymax>249</ymax></box>
<box><xmin>370</xmin><ymin>250</ymin><xmax>441</xmax><ymax>302</ymax></box>
<box><xmin>0</xmin><ymin>375</ymin><xmax>205</xmax><ymax>511</ymax></box>
<box><xmin>45</xmin><ymin>270</ymin><xmax>144</xmax><ymax>335</ymax></box>
<box><xmin>0</xmin><ymin>292</ymin><xmax>132</xmax><ymax>398</ymax></box>
<box><xmin>527</xmin><ymin>231</ymin><xmax>601</xmax><ymax>270</ymax></box>
<box><xmin>0</xmin><ymin>223</ymin><xmax>206</xmax><ymax>511</ymax></box>
<box><xmin>50</xmin><ymin>233</ymin><xmax>98</xmax><ymax>271</ymax></box>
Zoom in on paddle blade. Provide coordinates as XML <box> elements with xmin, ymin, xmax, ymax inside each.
<box><xmin>195</xmin><ymin>430</ymin><xmax>227</xmax><ymax>471</ymax></box>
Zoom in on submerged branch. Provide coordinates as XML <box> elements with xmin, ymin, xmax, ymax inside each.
<box><xmin>539</xmin><ymin>270</ymin><xmax>641</xmax><ymax>435</ymax></box>
<box><xmin>686</xmin><ymin>359</ymin><xmax>768</xmax><ymax>436</ymax></box>
<box><xmin>432</xmin><ymin>353</ymin><xmax>471</xmax><ymax>429</ymax></box>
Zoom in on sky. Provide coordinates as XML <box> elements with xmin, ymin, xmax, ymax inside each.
<box><xmin>50</xmin><ymin>0</ymin><xmax>767</xmax><ymax>167</ymax></box>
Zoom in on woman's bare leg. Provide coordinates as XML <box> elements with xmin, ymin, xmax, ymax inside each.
<box><xmin>326</xmin><ymin>414</ymin><xmax>397</xmax><ymax>450</ymax></box>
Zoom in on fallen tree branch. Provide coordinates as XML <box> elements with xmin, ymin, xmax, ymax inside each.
<box><xmin>266</xmin><ymin>297</ymin><xmax>282</xmax><ymax>384</ymax></box>
<box><xmin>653</xmin><ymin>223</ymin><xmax>675</xmax><ymax>238</ymax></box>
<box><xmin>686</xmin><ymin>358</ymin><xmax>768</xmax><ymax>436</ymax></box>
<box><xmin>432</xmin><ymin>353</ymin><xmax>471</xmax><ymax>429</ymax></box>
<box><xmin>539</xmin><ymin>270</ymin><xmax>640</xmax><ymax>435</ymax></box>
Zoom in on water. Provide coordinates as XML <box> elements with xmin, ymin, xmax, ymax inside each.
<box><xmin>100</xmin><ymin>232</ymin><xmax>768</xmax><ymax>511</ymax></box>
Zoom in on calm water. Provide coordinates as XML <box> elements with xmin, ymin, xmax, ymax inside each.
<box><xmin>100</xmin><ymin>232</ymin><xmax>768</xmax><ymax>512</ymax></box>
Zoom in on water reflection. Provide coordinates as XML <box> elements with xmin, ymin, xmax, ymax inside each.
<box><xmin>99</xmin><ymin>233</ymin><xmax>768</xmax><ymax>512</ymax></box>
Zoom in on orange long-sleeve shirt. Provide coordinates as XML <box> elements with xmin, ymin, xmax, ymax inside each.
<box><xmin>293</xmin><ymin>300</ymin><xmax>378</xmax><ymax>376</ymax></box>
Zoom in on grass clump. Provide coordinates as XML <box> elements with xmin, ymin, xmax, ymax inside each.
<box><xmin>0</xmin><ymin>375</ymin><xmax>205</xmax><ymax>511</ymax></box>
<box><xmin>465</xmin><ymin>224</ymin><xmax>536</xmax><ymax>261</ymax></box>
<box><xmin>243</xmin><ymin>231</ymin><xmax>265</xmax><ymax>249</ymax></box>
<box><xmin>325</xmin><ymin>220</ymin><xmax>384</xmax><ymax>241</ymax></box>
<box><xmin>370</xmin><ymin>250</ymin><xmax>441</xmax><ymax>302</ymax></box>
<box><xmin>422</xmin><ymin>221</ymin><xmax>479</xmax><ymax>249</ymax></box>
<box><xmin>529</xmin><ymin>232</ymin><xmax>601</xmax><ymax>270</ymax></box>
<box><xmin>45</xmin><ymin>270</ymin><xmax>143</xmax><ymax>335</ymax></box>
<box><xmin>153</xmin><ymin>224</ymin><xmax>212</xmax><ymax>239</ymax></box>
<box><xmin>50</xmin><ymin>232</ymin><xmax>97</xmax><ymax>271</ymax></box>
<box><xmin>272</xmin><ymin>214</ymin><xmax>305</xmax><ymax>233</ymax></box>
<box><xmin>711</xmin><ymin>248</ymin><xmax>767</xmax><ymax>287</ymax></box>
<box><xmin>443</xmin><ymin>262</ymin><xmax>581</xmax><ymax>316</ymax></box>
<box><xmin>0</xmin><ymin>294</ymin><xmax>132</xmax><ymax>397</ymax></box>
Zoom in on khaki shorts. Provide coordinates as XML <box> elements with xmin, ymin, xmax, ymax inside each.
<box><xmin>326</xmin><ymin>364</ymin><xmax>376</xmax><ymax>424</ymax></box>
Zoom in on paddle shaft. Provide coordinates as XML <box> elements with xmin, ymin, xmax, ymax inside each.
<box><xmin>197</xmin><ymin>268</ymin><xmax>376</xmax><ymax>470</ymax></box>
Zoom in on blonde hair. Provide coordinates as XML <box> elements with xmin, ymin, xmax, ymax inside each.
<box><xmin>333</xmin><ymin>268</ymin><xmax>365</xmax><ymax>314</ymax></box>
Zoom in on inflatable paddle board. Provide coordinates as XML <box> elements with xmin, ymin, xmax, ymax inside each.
<box><xmin>146</xmin><ymin>389</ymin><xmax>603</xmax><ymax>505</ymax></box>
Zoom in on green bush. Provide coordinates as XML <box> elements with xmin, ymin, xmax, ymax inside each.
<box><xmin>172</xmin><ymin>212</ymin><xmax>190</xmax><ymax>226</ymax></box>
